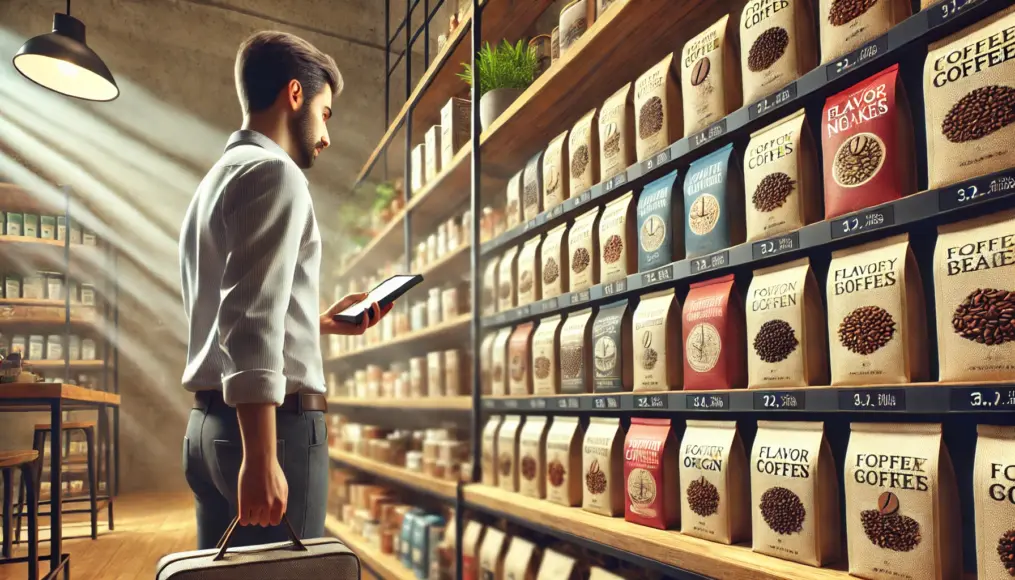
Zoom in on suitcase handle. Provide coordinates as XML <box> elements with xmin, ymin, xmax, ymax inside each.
<box><xmin>212</xmin><ymin>514</ymin><xmax>308</xmax><ymax>561</ymax></box>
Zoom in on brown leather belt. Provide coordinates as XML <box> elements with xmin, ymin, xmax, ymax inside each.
<box><xmin>193</xmin><ymin>390</ymin><xmax>328</xmax><ymax>414</ymax></box>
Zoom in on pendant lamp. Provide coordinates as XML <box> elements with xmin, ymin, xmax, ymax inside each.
<box><xmin>12</xmin><ymin>0</ymin><xmax>119</xmax><ymax>101</ymax></box>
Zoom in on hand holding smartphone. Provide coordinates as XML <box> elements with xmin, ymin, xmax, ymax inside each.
<box><xmin>331</xmin><ymin>274</ymin><xmax>424</xmax><ymax>325</ymax></box>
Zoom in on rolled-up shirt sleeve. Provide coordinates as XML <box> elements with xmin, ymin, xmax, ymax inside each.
<box><xmin>217</xmin><ymin>159</ymin><xmax>310</xmax><ymax>406</ymax></box>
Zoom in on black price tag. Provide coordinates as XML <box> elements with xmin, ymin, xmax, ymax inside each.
<box><xmin>634</xmin><ymin>395</ymin><xmax>668</xmax><ymax>409</ymax></box>
<box><xmin>839</xmin><ymin>389</ymin><xmax>906</xmax><ymax>411</ymax></box>
<box><xmin>752</xmin><ymin>231</ymin><xmax>800</xmax><ymax>260</ymax></box>
<box><xmin>830</xmin><ymin>205</ymin><xmax>895</xmax><ymax>240</ymax></box>
<box><xmin>540</xmin><ymin>297</ymin><xmax>559</xmax><ymax>313</ymax></box>
<box><xmin>749</xmin><ymin>82</ymin><xmax>798</xmax><ymax>121</ymax></box>
<box><xmin>482</xmin><ymin>399</ymin><xmax>496</xmax><ymax>409</ymax></box>
<box><xmin>690</xmin><ymin>119</ymin><xmax>728</xmax><ymax>150</ymax></box>
<box><xmin>570</xmin><ymin>289</ymin><xmax>591</xmax><ymax>305</ymax></box>
<box><xmin>604</xmin><ymin>171</ymin><xmax>628</xmax><ymax>194</ymax></box>
<box><xmin>528</xmin><ymin>398</ymin><xmax>547</xmax><ymax>410</ymax></box>
<box><xmin>938</xmin><ymin>172</ymin><xmax>1015</xmax><ymax>212</ymax></box>
<box><xmin>503</xmin><ymin>399</ymin><xmax>520</xmax><ymax>410</ymax></box>
<box><xmin>753</xmin><ymin>391</ymin><xmax>805</xmax><ymax>410</ymax></box>
<box><xmin>548</xmin><ymin>204</ymin><xmax>566</xmax><ymax>220</ymax></box>
<box><xmin>826</xmin><ymin>38</ymin><xmax>886</xmax><ymax>81</ymax></box>
<box><xmin>591</xmin><ymin>395</ymin><xmax>621</xmax><ymax>410</ymax></box>
<box><xmin>602</xmin><ymin>278</ymin><xmax>628</xmax><ymax>297</ymax></box>
<box><xmin>492</xmin><ymin>313</ymin><xmax>507</xmax><ymax>325</ymax></box>
<box><xmin>928</xmin><ymin>0</ymin><xmax>984</xmax><ymax>28</ymax></box>
<box><xmin>515</xmin><ymin>305</ymin><xmax>531</xmax><ymax>319</ymax></box>
<box><xmin>555</xmin><ymin>397</ymin><xmax>581</xmax><ymax>409</ymax></box>
<box><xmin>574</xmin><ymin>189</ymin><xmax>593</xmax><ymax>208</ymax></box>
<box><xmin>687</xmin><ymin>393</ymin><xmax>729</xmax><ymax>410</ymax></box>
<box><xmin>641</xmin><ymin>149</ymin><xmax>673</xmax><ymax>173</ymax></box>
<box><xmin>950</xmin><ymin>386</ymin><xmax>1015</xmax><ymax>411</ymax></box>
<box><xmin>640</xmin><ymin>264</ymin><xmax>675</xmax><ymax>287</ymax></box>
<box><xmin>690</xmin><ymin>250</ymin><xmax>730</xmax><ymax>275</ymax></box>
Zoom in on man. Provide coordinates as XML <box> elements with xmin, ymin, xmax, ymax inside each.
<box><xmin>179</xmin><ymin>31</ymin><xmax>389</xmax><ymax>549</ymax></box>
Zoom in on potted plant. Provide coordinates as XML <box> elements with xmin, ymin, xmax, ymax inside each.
<box><xmin>458</xmin><ymin>39</ymin><xmax>538</xmax><ymax>130</ymax></box>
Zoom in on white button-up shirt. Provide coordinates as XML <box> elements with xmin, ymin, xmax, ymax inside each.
<box><xmin>180</xmin><ymin>130</ymin><xmax>325</xmax><ymax>406</ymax></box>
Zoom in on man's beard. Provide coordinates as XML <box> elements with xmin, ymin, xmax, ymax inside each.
<box><xmin>291</xmin><ymin>104</ymin><xmax>323</xmax><ymax>169</ymax></box>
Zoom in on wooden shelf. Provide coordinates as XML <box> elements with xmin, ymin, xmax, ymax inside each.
<box><xmin>0</xmin><ymin>383</ymin><xmax>119</xmax><ymax>405</ymax></box>
<box><xmin>328</xmin><ymin>396</ymin><xmax>472</xmax><ymax>411</ymax></box>
<box><xmin>462</xmin><ymin>484</ymin><xmax>848</xmax><ymax>580</ymax></box>
<box><xmin>26</xmin><ymin>360</ymin><xmax>106</xmax><ymax>370</ymax></box>
<box><xmin>0</xmin><ymin>302</ymin><xmax>98</xmax><ymax>327</ymax></box>
<box><xmin>325</xmin><ymin>515</ymin><xmax>416</xmax><ymax>580</ymax></box>
<box><xmin>328</xmin><ymin>448</ymin><xmax>458</xmax><ymax>502</ymax></box>
<box><xmin>417</xmin><ymin>242</ymin><xmax>471</xmax><ymax>289</ymax></box>
<box><xmin>326</xmin><ymin>313</ymin><xmax>472</xmax><ymax>366</ymax></box>
<box><xmin>337</xmin><ymin>210</ymin><xmax>408</xmax><ymax>280</ymax></box>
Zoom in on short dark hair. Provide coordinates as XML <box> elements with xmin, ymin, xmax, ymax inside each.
<box><xmin>234</xmin><ymin>31</ymin><xmax>342</xmax><ymax>114</ymax></box>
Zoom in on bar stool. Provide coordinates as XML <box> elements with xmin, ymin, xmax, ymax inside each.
<box><xmin>1</xmin><ymin>450</ymin><xmax>39</xmax><ymax>580</ymax></box>
<box><xmin>16</xmin><ymin>422</ymin><xmax>98</xmax><ymax>541</ymax></box>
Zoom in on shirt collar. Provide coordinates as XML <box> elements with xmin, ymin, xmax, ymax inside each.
<box><xmin>225</xmin><ymin>130</ymin><xmax>308</xmax><ymax>183</ymax></box>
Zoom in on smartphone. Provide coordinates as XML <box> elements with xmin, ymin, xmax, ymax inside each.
<box><xmin>332</xmin><ymin>274</ymin><xmax>424</xmax><ymax>325</ymax></box>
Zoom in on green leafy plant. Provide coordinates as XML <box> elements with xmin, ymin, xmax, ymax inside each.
<box><xmin>371</xmin><ymin>181</ymin><xmax>397</xmax><ymax>213</ymax></box>
<box><xmin>458</xmin><ymin>40</ymin><xmax>538</xmax><ymax>98</ymax></box>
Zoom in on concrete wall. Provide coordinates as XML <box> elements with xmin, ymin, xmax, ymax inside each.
<box><xmin>0</xmin><ymin>0</ymin><xmax>438</xmax><ymax>492</ymax></box>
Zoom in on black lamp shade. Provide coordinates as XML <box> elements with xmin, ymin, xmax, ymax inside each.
<box><xmin>13</xmin><ymin>13</ymin><xmax>119</xmax><ymax>102</ymax></box>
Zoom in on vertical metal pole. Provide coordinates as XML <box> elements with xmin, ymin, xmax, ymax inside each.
<box><xmin>383</xmin><ymin>0</ymin><xmax>391</xmax><ymax>181</ymax></box>
<box><xmin>49</xmin><ymin>399</ymin><xmax>63</xmax><ymax>572</ymax></box>
<box><xmin>405</xmin><ymin>0</ymin><xmax>412</xmax><ymax>101</ymax></box>
<box><xmin>424</xmin><ymin>0</ymin><xmax>430</xmax><ymax>70</ymax></box>
<box><xmin>403</xmin><ymin>0</ymin><xmax>414</xmax><ymax>271</ymax></box>
<box><xmin>62</xmin><ymin>187</ymin><xmax>71</xmax><ymax>384</ymax></box>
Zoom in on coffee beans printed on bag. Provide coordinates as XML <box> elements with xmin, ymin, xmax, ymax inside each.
<box><xmin>568</xmin><ymin>207</ymin><xmax>600</xmax><ymax>292</ymax></box>
<box><xmin>582</xmin><ymin>417</ymin><xmax>624</xmax><ymax>517</ymax></box>
<box><xmin>974</xmin><ymin>425</ymin><xmax>1015</xmax><ymax>580</ymax></box>
<box><xmin>681</xmin><ymin>15</ymin><xmax>742</xmax><ymax>137</ymax></box>
<box><xmin>491</xmin><ymin>328</ymin><xmax>513</xmax><ymax>396</ymax></box>
<box><xmin>822</xmin><ymin>64</ymin><xmax>915</xmax><ymax>220</ymax></box>
<box><xmin>546</xmin><ymin>417</ymin><xmax>584</xmax><ymax>507</ymax></box>
<box><xmin>592</xmin><ymin>300</ymin><xmax>632</xmax><ymax>393</ymax></box>
<box><xmin>634</xmin><ymin>53</ymin><xmax>682</xmax><ymax>162</ymax></box>
<box><xmin>599</xmin><ymin>84</ymin><xmax>635</xmax><ymax>182</ymax></box>
<box><xmin>740</xmin><ymin>0</ymin><xmax>817</xmax><ymax>104</ymax></box>
<box><xmin>925</xmin><ymin>9</ymin><xmax>1015</xmax><ymax>189</ymax></box>
<box><xmin>751</xmin><ymin>421</ymin><xmax>840</xmax><ymax>566</ymax></box>
<box><xmin>827</xmin><ymin>233</ymin><xmax>928</xmax><ymax>386</ymax></box>
<box><xmin>508</xmin><ymin>323</ymin><xmax>535</xmax><ymax>396</ymax></box>
<box><xmin>747</xmin><ymin>258</ymin><xmax>828</xmax><ymax>388</ymax></box>
<box><xmin>559</xmin><ymin>308</ymin><xmax>594</xmax><ymax>394</ymax></box>
<box><xmin>633</xmin><ymin>289</ymin><xmax>681</xmax><ymax>392</ymax></box>
<box><xmin>519</xmin><ymin>416</ymin><xmax>550</xmax><ymax>499</ymax></box>
<box><xmin>683</xmin><ymin>274</ymin><xmax>747</xmax><ymax>390</ymax></box>
<box><xmin>542</xmin><ymin>224</ymin><xmax>569</xmax><ymax>298</ymax></box>
<box><xmin>819</xmin><ymin>0</ymin><xmax>909</xmax><ymax>63</ymax></box>
<box><xmin>559</xmin><ymin>0</ymin><xmax>593</xmax><ymax>57</ymax></box>
<box><xmin>497</xmin><ymin>246</ymin><xmax>518</xmax><ymax>312</ymax></box>
<box><xmin>845</xmin><ymin>423</ymin><xmax>961</xmax><ymax>580</ymax></box>
<box><xmin>531</xmin><ymin>314</ymin><xmax>563</xmax><ymax>395</ymax></box>
<box><xmin>523</xmin><ymin>151</ymin><xmax>544</xmax><ymax>221</ymax></box>
<box><xmin>680</xmin><ymin>420</ymin><xmax>751</xmax><ymax>545</ymax></box>
<box><xmin>637</xmin><ymin>170</ymin><xmax>682</xmax><ymax>271</ymax></box>
<box><xmin>934</xmin><ymin>210</ymin><xmax>1015</xmax><ymax>381</ymax></box>
<box><xmin>482</xmin><ymin>416</ymin><xmax>504</xmax><ymax>486</ymax></box>
<box><xmin>544</xmin><ymin>131</ymin><xmax>570</xmax><ymax>210</ymax></box>
<box><xmin>483</xmin><ymin>257</ymin><xmax>500</xmax><ymax>315</ymax></box>
<box><xmin>624</xmin><ymin>418</ymin><xmax>680</xmax><ymax>530</ymax></box>
<box><xmin>684</xmin><ymin>143</ymin><xmax>744</xmax><ymax>259</ymax></box>
<box><xmin>517</xmin><ymin>235</ymin><xmax>542</xmax><ymax>306</ymax></box>
<box><xmin>497</xmin><ymin>415</ymin><xmax>525</xmax><ymax>492</ymax></box>
<box><xmin>506</xmin><ymin>171</ymin><xmax>523</xmax><ymax>229</ymax></box>
<box><xmin>598</xmin><ymin>192</ymin><xmax>636</xmax><ymax>284</ymax></box>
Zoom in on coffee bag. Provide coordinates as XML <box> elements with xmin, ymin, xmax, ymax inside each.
<box><xmin>634</xmin><ymin>53</ymin><xmax>682</xmax><ymax>162</ymax></box>
<box><xmin>498</xmin><ymin>246</ymin><xmax>518</xmax><ymax>312</ymax></box>
<box><xmin>509</xmin><ymin>323</ymin><xmax>536</xmax><ymax>395</ymax></box>
<box><xmin>546</xmin><ymin>416</ymin><xmax>584</xmax><ymax>507</ymax></box>
<box><xmin>740</xmin><ymin>0</ymin><xmax>818</xmax><ymax>104</ymax></box>
<box><xmin>598</xmin><ymin>192</ymin><xmax>636</xmax><ymax>284</ymax></box>
<box><xmin>632</xmin><ymin>289</ymin><xmax>682</xmax><ymax>391</ymax></box>
<box><xmin>592</xmin><ymin>300</ymin><xmax>632</xmax><ymax>393</ymax></box>
<box><xmin>519</xmin><ymin>416</ymin><xmax>551</xmax><ymax>499</ymax></box>
<box><xmin>751</xmin><ymin>421</ymin><xmax>840</xmax><ymax>567</ymax></box>
<box><xmin>524</xmin><ymin>152</ymin><xmax>544</xmax><ymax>221</ymax></box>
<box><xmin>484</xmin><ymin>257</ymin><xmax>500</xmax><ymax>315</ymax></box>
<box><xmin>568</xmin><ymin>207</ymin><xmax>601</xmax><ymax>291</ymax></box>
<box><xmin>637</xmin><ymin>170</ymin><xmax>683</xmax><ymax>271</ymax></box>
<box><xmin>411</xmin><ymin>143</ymin><xmax>425</xmax><ymax>192</ymax></box>
<box><xmin>925</xmin><ymin>8</ymin><xmax>1015</xmax><ymax>188</ymax></box>
<box><xmin>536</xmin><ymin>549</ymin><xmax>579</xmax><ymax>580</ymax></box>
<box><xmin>681</xmin><ymin>15</ymin><xmax>742</xmax><ymax>137</ymax></box>
<box><xmin>588</xmin><ymin>569</ymin><xmax>625</xmax><ymax>580</ymax></box>
<box><xmin>845</xmin><ymin>423</ymin><xmax>960</xmax><ymax>580</ymax></box>
<box><xmin>531</xmin><ymin>315</ymin><xmax>563</xmax><ymax>395</ymax></box>
<box><xmin>503</xmin><ymin>537</ymin><xmax>539</xmax><ymax>580</ymax></box>
<box><xmin>822</xmin><ymin>64</ymin><xmax>915</xmax><ymax>219</ymax></box>
<box><xmin>481</xmin><ymin>333</ymin><xmax>497</xmax><ymax>394</ymax></box>
<box><xmin>583</xmin><ymin>417</ymin><xmax>625</xmax><ymax>517</ymax></box>
<box><xmin>934</xmin><ymin>210</ymin><xmax>1015</xmax><ymax>382</ymax></box>
<box><xmin>744</xmin><ymin>109</ymin><xmax>821</xmax><ymax>242</ymax></box>
<box><xmin>544</xmin><ymin>131</ymin><xmax>570</xmax><ymax>210</ymax></box>
<box><xmin>425</xmin><ymin>125</ymin><xmax>441</xmax><ymax>183</ymax></box>
<box><xmin>507</xmin><ymin>171</ymin><xmax>523</xmax><ymax>229</ymax></box>
<box><xmin>559</xmin><ymin>0</ymin><xmax>595</xmax><ymax>57</ymax></box>
<box><xmin>827</xmin><ymin>233</ymin><xmax>928</xmax><ymax>385</ymax></box>
<box><xmin>560</xmin><ymin>308</ymin><xmax>595</xmax><ymax>394</ymax></box>
<box><xmin>479</xmin><ymin>527</ymin><xmax>508</xmax><ymax>580</ymax></box>
<box><xmin>491</xmin><ymin>328</ymin><xmax>512</xmax><ymax>396</ymax></box>
<box><xmin>462</xmin><ymin>521</ymin><xmax>486</xmax><ymax>580</ymax></box>
<box><xmin>684</xmin><ymin>143</ymin><xmax>745</xmax><ymax>259</ymax></box>
<box><xmin>599</xmin><ymin>84</ymin><xmax>636</xmax><ymax>182</ymax></box>
<box><xmin>747</xmin><ymin>257</ymin><xmax>828</xmax><ymax>388</ymax></box>
<box><xmin>497</xmin><ymin>415</ymin><xmax>525</xmax><ymax>492</ymax></box>
<box><xmin>679</xmin><ymin>420</ymin><xmax>750</xmax><ymax>544</ymax></box>
<box><xmin>683</xmin><ymin>274</ymin><xmax>747</xmax><ymax>390</ymax></box>
<box><xmin>518</xmin><ymin>236</ymin><xmax>543</xmax><ymax>305</ymax></box>
<box><xmin>441</xmin><ymin>97</ymin><xmax>470</xmax><ymax>169</ymax></box>
<box><xmin>542</xmin><ymin>223</ymin><xmax>569</xmax><ymax>298</ymax></box>
<box><xmin>974</xmin><ymin>425</ymin><xmax>1015</xmax><ymax>580</ymax></box>
<box><xmin>569</xmin><ymin>109</ymin><xmax>600</xmax><ymax>197</ymax></box>
<box><xmin>427</xmin><ymin>351</ymin><xmax>445</xmax><ymax>396</ymax></box>
<box><xmin>624</xmin><ymin>418</ymin><xmax>679</xmax><ymax>530</ymax></box>
<box><xmin>482</xmin><ymin>416</ymin><xmax>504</xmax><ymax>486</ymax></box>
<box><xmin>819</xmin><ymin>0</ymin><xmax>909</xmax><ymax>64</ymax></box>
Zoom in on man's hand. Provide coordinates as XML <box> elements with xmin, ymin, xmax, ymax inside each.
<box><xmin>320</xmin><ymin>292</ymin><xmax>393</xmax><ymax>335</ymax></box>
<box><xmin>236</xmin><ymin>403</ymin><xmax>287</xmax><ymax>527</ymax></box>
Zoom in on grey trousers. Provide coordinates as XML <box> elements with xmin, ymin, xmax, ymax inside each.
<box><xmin>183</xmin><ymin>397</ymin><xmax>329</xmax><ymax>550</ymax></box>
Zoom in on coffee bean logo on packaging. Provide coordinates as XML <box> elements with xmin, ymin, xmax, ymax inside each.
<box><xmin>852</xmin><ymin>453</ymin><xmax>930</xmax><ymax>492</ymax></box>
<box><xmin>755</xmin><ymin>445</ymin><xmax>811</xmax><ymax>478</ymax></box>
<box><xmin>743</xmin><ymin>0</ymin><xmax>790</xmax><ymax>28</ymax></box>
<box><xmin>945</xmin><ymin>235</ymin><xmax>1015</xmax><ymax>276</ymax></box>
<box><xmin>825</xmin><ymin>83</ymin><xmax>889</xmax><ymax>137</ymax></box>
<box><xmin>930</xmin><ymin>25</ymin><xmax>1015</xmax><ymax>88</ymax></box>
<box><xmin>683</xmin><ymin>444</ymin><xmax>725</xmax><ymax>471</ymax></box>
<box><xmin>832</xmin><ymin>257</ymin><xmax>897</xmax><ymax>295</ymax></box>
<box><xmin>750</xmin><ymin>281</ymin><xmax>799</xmax><ymax>311</ymax></box>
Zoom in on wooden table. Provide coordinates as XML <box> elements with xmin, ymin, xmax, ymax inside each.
<box><xmin>0</xmin><ymin>383</ymin><xmax>121</xmax><ymax>579</ymax></box>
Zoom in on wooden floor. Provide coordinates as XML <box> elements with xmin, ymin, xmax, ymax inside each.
<box><xmin>0</xmin><ymin>492</ymin><xmax>197</xmax><ymax>580</ymax></box>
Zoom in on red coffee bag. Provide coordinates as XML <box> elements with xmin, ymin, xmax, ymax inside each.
<box><xmin>682</xmin><ymin>273</ymin><xmax>747</xmax><ymax>390</ymax></box>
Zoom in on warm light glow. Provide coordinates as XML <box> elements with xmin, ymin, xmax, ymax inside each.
<box><xmin>57</xmin><ymin>59</ymin><xmax>80</xmax><ymax>77</ymax></box>
<box><xmin>13</xmin><ymin>53</ymin><xmax>118</xmax><ymax>101</ymax></box>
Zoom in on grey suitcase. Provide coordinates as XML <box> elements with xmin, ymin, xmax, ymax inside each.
<box><xmin>155</xmin><ymin>516</ymin><xmax>360</xmax><ymax>579</ymax></box>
